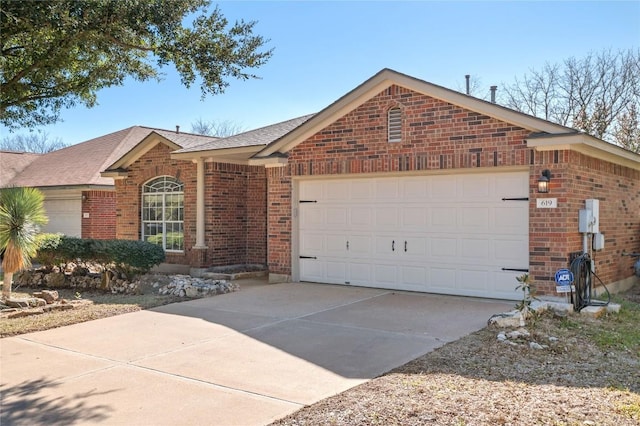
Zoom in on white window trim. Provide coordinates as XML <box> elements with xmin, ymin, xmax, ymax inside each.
<box><xmin>141</xmin><ymin>176</ymin><xmax>185</xmax><ymax>253</ymax></box>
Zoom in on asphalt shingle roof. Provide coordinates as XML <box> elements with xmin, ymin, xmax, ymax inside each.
<box><xmin>174</xmin><ymin>114</ymin><xmax>316</xmax><ymax>153</ymax></box>
<box><xmin>7</xmin><ymin>126</ymin><xmax>217</xmax><ymax>188</ymax></box>
<box><xmin>0</xmin><ymin>151</ymin><xmax>42</xmax><ymax>187</ymax></box>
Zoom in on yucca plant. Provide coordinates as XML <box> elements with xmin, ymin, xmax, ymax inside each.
<box><xmin>0</xmin><ymin>187</ymin><xmax>48</xmax><ymax>299</ymax></box>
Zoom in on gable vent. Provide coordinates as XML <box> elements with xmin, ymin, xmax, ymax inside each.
<box><xmin>388</xmin><ymin>107</ymin><xmax>402</xmax><ymax>143</ymax></box>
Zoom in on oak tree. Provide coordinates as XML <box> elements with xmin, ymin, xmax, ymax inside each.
<box><xmin>0</xmin><ymin>0</ymin><xmax>272</xmax><ymax>129</ymax></box>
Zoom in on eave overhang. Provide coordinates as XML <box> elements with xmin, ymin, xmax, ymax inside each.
<box><xmin>526</xmin><ymin>132</ymin><xmax>640</xmax><ymax>171</ymax></box>
<box><xmin>170</xmin><ymin>145</ymin><xmax>264</xmax><ymax>165</ymax></box>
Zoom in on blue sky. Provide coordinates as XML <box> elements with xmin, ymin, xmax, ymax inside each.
<box><xmin>3</xmin><ymin>1</ymin><xmax>639</xmax><ymax>145</ymax></box>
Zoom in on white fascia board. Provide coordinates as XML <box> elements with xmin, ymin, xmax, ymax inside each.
<box><xmin>247</xmin><ymin>157</ymin><xmax>288</xmax><ymax>167</ymax></box>
<box><xmin>171</xmin><ymin>145</ymin><xmax>261</xmax><ymax>163</ymax></box>
<box><xmin>527</xmin><ymin>133</ymin><xmax>640</xmax><ymax>170</ymax></box>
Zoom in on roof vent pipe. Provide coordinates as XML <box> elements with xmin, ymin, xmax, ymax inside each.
<box><xmin>176</xmin><ymin>125</ymin><xmax>180</xmax><ymax>134</ymax></box>
<box><xmin>490</xmin><ymin>86</ymin><xmax>497</xmax><ymax>103</ymax></box>
<box><xmin>465</xmin><ymin>75</ymin><xmax>470</xmax><ymax>95</ymax></box>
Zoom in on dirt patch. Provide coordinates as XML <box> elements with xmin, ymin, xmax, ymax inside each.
<box><xmin>272</xmin><ymin>288</ymin><xmax>640</xmax><ymax>426</ymax></box>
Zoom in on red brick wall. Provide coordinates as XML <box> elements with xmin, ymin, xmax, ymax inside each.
<box><xmin>81</xmin><ymin>190</ymin><xmax>116</xmax><ymax>239</ymax></box>
<box><xmin>267</xmin><ymin>85</ymin><xmax>533</xmax><ymax>277</ymax></box>
<box><xmin>266</xmin><ymin>84</ymin><xmax>640</xmax><ymax>295</ymax></box>
<box><xmin>530</xmin><ymin>150</ymin><xmax>640</xmax><ymax>294</ymax></box>
<box><xmin>202</xmin><ymin>162</ymin><xmax>266</xmax><ymax>266</ymax></box>
<box><xmin>115</xmin><ymin>143</ymin><xmax>267</xmax><ymax>267</ymax></box>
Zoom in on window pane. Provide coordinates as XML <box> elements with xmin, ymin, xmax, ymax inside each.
<box><xmin>142</xmin><ymin>176</ymin><xmax>184</xmax><ymax>251</ymax></box>
<box><xmin>165</xmin><ymin>222</ymin><xmax>184</xmax><ymax>251</ymax></box>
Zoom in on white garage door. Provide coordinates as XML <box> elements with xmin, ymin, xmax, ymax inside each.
<box><xmin>43</xmin><ymin>198</ymin><xmax>82</xmax><ymax>237</ymax></box>
<box><xmin>298</xmin><ymin>172</ymin><xmax>529</xmax><ymax>300</ymax></box>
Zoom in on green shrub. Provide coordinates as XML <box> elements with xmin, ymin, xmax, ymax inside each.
<box><xmin>34</xmin><ymin>235</ymin><xmax>165</xmax><ymax>274</ymax></box>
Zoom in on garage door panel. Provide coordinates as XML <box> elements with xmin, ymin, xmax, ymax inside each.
<box><xmin>401</xmin><ymin>207</ymin><xmax>427</xmax><ymax>228</ymax></box>
<box><xmin>326</xmin><ymin>261</ymin><xmax>347</xmax><ymax>282</ymax></box>
<box><xmin>375</xmin><ymin>179</ymin><xmax>400</xmax><ymax>200</ymax></box>
<box><xmin>326</xmin><ymin>181</ymin><xmax>349</xmax><ymax>201</ymax></box>
<box><xmin>350</xmin><ymin>180</ymin><xmax>373</xmax><ymax>200</ymax></box>
<box><xmin>348</xmin><ymin>235</ymin><xmax>373</xmax><ymax>256</ymax></box>
<box><xmin>300</xmin><ymin>259</ymin><xmax>324</xmax><ymax>282</ymax></box>
<box><xmin>402</xmin><ymin>266</ymin><xmax>426</xmax><ymax>286</ymax></box>
<box><xmin>429</xmin><ymin>176</ymin><xmax>458</xmax><ymax>199</ymax></box>
<box><xmin>326</xmin><ymin>207</ymin><xmax>348</xmax><ymax>227</ymax></box>
<box><xmin>300</xmin><ymin>207</ymin><xmax>323</xmax><ymax>227</ymax></box>
<box><xmin>402</xmin><ymin>237</ymin><xmax>427</xmax><ymax>258</ymax></box>
<box><xmin>462</xmin><ymin>176</ymin><xmax>490</xmax><ymax>199</ymax></box>
<box><xmin>349</xmin><ymin>206</ymin><xmax>373</xmax><ymax>227</ymax></box>
<box><xmin>430</xmin><ymin>237</ymin><xmax>458</xmax><ymax>258</ymax></box>
<box><xmin>374</xmin><ymin>264</ymin><xmax>398</xmax><ymax>286</ymax></box>
<box><xmin>375</xmin><ymin>207</ymin><xmax>398</xmax><ymax>228</ymax></box>
<box><xmin>494</xmin><ymin>239</ymin><xmax>529</xmax><ymax>263</ymax></box>
<box><xmin>460</xmin><ymin>207</ymin><xmax>490</xmax><ymax>231</ymax></box>
<box><xmin>460</xmin><ymin>238</ymin><xmax>490</xmax><ymax>261</ymax></box>
<box><xmin>348</xmin><ymin>262</ymin><xmax>372</xmax><ymax>284</ymax></box>
<box><xmin>495</xmin><ymin>174</ymin><xmax>529</xmax><ymax>198</ymax></box>
<box><xmin>298</xmin><ymin>171</ymin><xmax>528</xmax><ymax>300</ymax></box>
<box><xmin>325</xmin><ymin>234</ymin><xmax>347</xmax><ymax>254</ymax></box>
<box><xmin>430</xmin><ymin>207</ymin><xmax>457</xmax><ymax>229</ymax></box>
<box><xmin>300</xmin><ymin>232</ymin><xmax>325</xmax><ymax>253</ymax></box>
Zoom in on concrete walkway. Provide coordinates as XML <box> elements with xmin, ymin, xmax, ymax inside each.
<box><xmin>1</xmin><ymin>280</ymin><xmax>512</xmax><ymax>425</ymax></box>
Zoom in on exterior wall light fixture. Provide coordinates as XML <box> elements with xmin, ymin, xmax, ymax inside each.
<box><xmin>538</xmin><ymin>170</ymin><xmax>551</xmax><ymax>193</ymax></box>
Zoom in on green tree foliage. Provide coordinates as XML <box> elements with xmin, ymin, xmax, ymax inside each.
<box><xmin>0</xmin><ymin>187</ymin><xmax>48</xmax><ymax>299</ymax></box>
<box><xmin>0</xmin><ymin>0</ymin><xmax>273</xmax><ymax>129</ymax></box>
<box><xmin>501</xmin><ymin>49</ymin><xmax>640</xmax><ymax>153</ymax></box>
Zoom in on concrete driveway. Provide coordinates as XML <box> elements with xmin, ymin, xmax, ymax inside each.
<box><xmin>1</xmin><ymin>280</ymin><xmax>512</xmax><ymax>425</ymax></box>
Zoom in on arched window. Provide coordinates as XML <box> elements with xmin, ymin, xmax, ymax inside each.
<box><xmin>388</xmin><ymin>107</ymin><xmax>402</xmax><ymax>143</ymax></box>
<box><xmin>142</xmin><ymin>176</ymin><xmax>184</xmax><ymax>251</ymax></box>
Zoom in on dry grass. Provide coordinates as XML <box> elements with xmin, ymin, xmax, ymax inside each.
<box><xmin>273</xmin><ymin>286</ymin><xmax>640</xmax><ymax>426</ymax></box>
<box><xmin>0</xmin><ymin>286</ymin><xmax>189</xmax><ymax>337</ymax></box>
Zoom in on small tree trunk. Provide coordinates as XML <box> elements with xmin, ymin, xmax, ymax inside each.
<box><xmin>2</xmin><ymin>271</ymin><xmax>13</xmax><ymax>300</ymax></box>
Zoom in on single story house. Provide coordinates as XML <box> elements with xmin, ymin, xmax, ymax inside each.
<box><xmin>94</xmin><ymin>68</ymin><xmax>638</xmax><ymax>300</ymax></box>
<box><xmin>1</xmin><ymin>127</ymin><xmax>217</xmax><ymax>239</ymax></box>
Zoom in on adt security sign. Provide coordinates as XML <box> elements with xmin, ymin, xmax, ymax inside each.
<box><xmin>555</xmin><ymin>268</ymin><xmax>574</xmax><ymax>293</ymax></box>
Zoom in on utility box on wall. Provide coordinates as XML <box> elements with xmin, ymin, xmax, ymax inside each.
<box><xmin>579</xmin><ymin>199</ymin><xmax>600</xmax><ymax>233</ymax></box>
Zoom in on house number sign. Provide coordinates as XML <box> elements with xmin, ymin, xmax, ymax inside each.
<box><xmin>536</xmin><ymin>198</ymin><xmax>557</xmax><ymax>209</ymax></box>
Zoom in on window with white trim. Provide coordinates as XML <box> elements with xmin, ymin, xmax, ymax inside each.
<box><xmin>388</xmin><ymin>107</ymin><xmax>402</xmax><ymax>142</ymax></box>
<box><xmin>142</xmin><ymin>176</ymin><xmax>184</xmax><ymax>251</ymax></box>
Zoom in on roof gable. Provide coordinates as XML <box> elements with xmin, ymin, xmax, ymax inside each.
<box><xmin>252</xmin><ymin>68</ymin><xmax>573</xmax><ymax>160</ymax></box>
<box><xmin>102</xmin><ymin>129</ymin><xmax>218</xmax><ymax>176</ymax></box>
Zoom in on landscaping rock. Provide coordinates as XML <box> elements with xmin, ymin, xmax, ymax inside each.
<box><xmin>5</xmin><ymin>298</ymin><xmax>31</xmax><ymax>308</ymax></box>
<box><xmin>32</xmin><ymin>290</ymin><xmax>59</xmax><ymax>304</ymax></box>
<box><xmin>45</xmin><ymin>272</ymin><xmax>66</xmax><ymax>287</ymax></box>
<box><xmin>488</xmin><ymin>310</ymin><xmax>523</xmax><ymax>328</ymax></box>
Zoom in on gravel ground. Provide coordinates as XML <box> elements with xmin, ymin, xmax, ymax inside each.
<box><xmin>273</xmin><ymin>286</ymin><xmax>640</xmax><ymax>426</ymax></box>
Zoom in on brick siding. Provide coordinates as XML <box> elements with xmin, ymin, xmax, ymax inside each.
<box><xmin>530</xmin><ymin>151</ymin><xmax>640</xmax><ymax>294</ymax></box>
<box><xmin>81</xmin><ymin>190</ymin><xmax>116</xmax><ymax>239</ymax></box>
<box><xmin>115</xmin><ymin>143</ymin><xmax>267</xmax><ymax>268</ymax></box>
<box><xmin>267</xmin><ymin>85</ymin><xmax>640</xmax><ymax>295</ymax></box>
